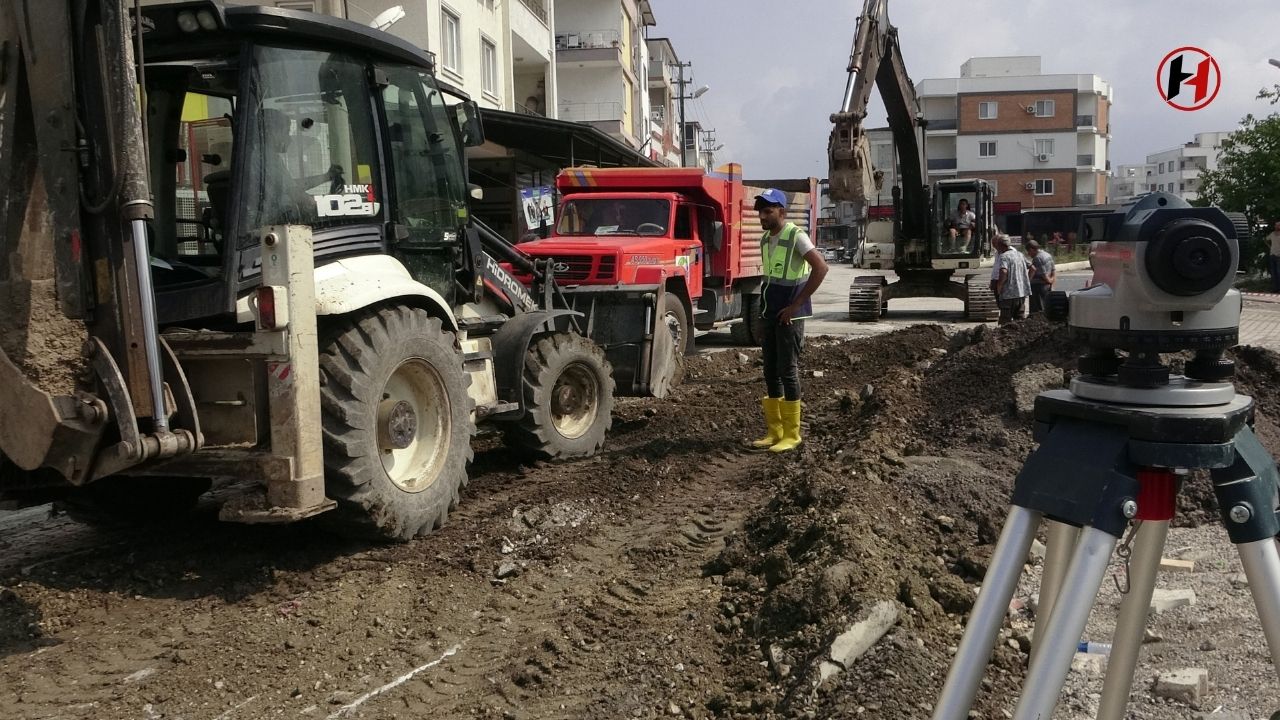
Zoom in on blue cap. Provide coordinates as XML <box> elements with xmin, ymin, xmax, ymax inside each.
<box><xmin>753</xmin><ymin>188</ymin><xmax>787</xmax><ymax>208</ymax></box>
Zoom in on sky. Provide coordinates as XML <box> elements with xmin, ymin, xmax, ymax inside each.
<box><xmin>644</xmin><ymin>0</ymin><xmax>1280</xmax><ymax>180</ymax></box>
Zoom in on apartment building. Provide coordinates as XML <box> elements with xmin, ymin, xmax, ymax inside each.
<box><xmin>216</xmin><ymin>0</ymin><xmax>557</xmax><ymax>117</ymax></box>
<box><xmin>1109</xmin><ymin>163</ymin><xmax>1155</xmax><ymax>204</ymax></box>
<box><xmin>1142</xmin><ymin>131</ymin><xmax>1231</xmax><ymax>203</ymax></box>
<box><xmin>554</xmin><ymin>0</ymin><xmax>655</xmax><ymax>151</ymax></box>
<box><xmin>916</xmin><ymin>57</ymin><xmax>1112</xmax><ymax>211</ymax></box>
<box><xmin>644</xmin><ymin>37</ymin><xmax>683</xmax><ymax>167</ymax></box>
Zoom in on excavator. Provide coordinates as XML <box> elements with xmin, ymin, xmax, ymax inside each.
<box><xmin>0</xmin><ymin>0</ymin><xmax>673</xmax><ymax>541</ymax></box>
<box><xmin>828</xmin><ymin>0</ymin><xmax>999</xmax><ymax>322</ymax></box>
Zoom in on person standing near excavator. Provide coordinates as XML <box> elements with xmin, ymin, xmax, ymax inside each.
<box><xmin>748</xmin><ymin>188</ymin><xmax>829</xmax><ymax>453</ymax></box>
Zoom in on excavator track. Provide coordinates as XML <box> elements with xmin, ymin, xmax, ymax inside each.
<box><xmin>848</xmin><ymin>282</ymin><xmax>882</xmax><ymax>322</ymax></box>
<box><xmin>963</xmin><ymin>275</ymin><xmax>999</xmax><ymax>322</ymax></box>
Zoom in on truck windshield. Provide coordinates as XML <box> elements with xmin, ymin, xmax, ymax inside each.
<box><xmin>556</xmin><ymin>198</ymin><xmax>671</xmax><ymax>237</ymax></box>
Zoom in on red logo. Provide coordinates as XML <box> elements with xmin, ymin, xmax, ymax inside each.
<box><xmin>1157</xmin><ymin>47</ymin><xmax>1221</xmax><ymax>111</ymax></box>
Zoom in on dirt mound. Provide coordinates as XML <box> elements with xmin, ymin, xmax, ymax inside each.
<box><xmin>695</xmin><ymin>321</ymin><xmax>1280</xmax><ymax>718</ymax></box>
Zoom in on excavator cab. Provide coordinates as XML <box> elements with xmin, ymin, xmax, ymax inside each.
<box><xmin>932</xmin><ymin>179</ymin><xmax>995</xmax><ymax>264</ymax></box>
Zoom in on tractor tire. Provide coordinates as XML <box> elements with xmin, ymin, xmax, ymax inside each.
<box><xmin>729</xmin><ymin>295</ymin><xmax>764</xmax><ymax>347</ymax></box>
<box><xmin>661</xmin><ymin>292</ymin><xmax>692</xmax><ymax>355</ymax></box>
<box><xmin>58</xmin><ymin>476</ymin><xmax>212</xmax><ymax>527</ymax></box>
<box><xmin>964</xmin><ymin>275</ymin><xmax>999</xmax><ymax>322</ymax></box>
<box><xmin>318</xmin><ymin>306</ymin><xmax>473</xmax><ymax>542</ymax></box>
<box><xmin>503</xmin><ymin>332</ymin><xmax>615</xmax><ymax>460</ymax></box>
<box><xmin>848</xmin><ymin>283</ymin><xmax>881</xmax><ymax>321</ymax></box>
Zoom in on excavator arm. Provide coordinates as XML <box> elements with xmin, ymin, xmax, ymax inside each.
<box><xmin>827</xmin><ymin>0</ymin><xmax>926</xmax><ymax>241</ymax></box>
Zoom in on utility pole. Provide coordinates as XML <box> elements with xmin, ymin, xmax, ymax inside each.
<box><xmin>672</xmin><ymin>61</ymin><xmax>691</xmax><ymax>167</ymax></box>
<box><xmin>700</xmin><ymin>128</ymin><xmax>718</xmax><ymax>171</ymax></box>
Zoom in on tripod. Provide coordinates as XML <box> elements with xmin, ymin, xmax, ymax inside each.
<box><xmin>931</xmin><ymin>376</ymin><xmax>1280</xmax><ymax>720</ymax></box>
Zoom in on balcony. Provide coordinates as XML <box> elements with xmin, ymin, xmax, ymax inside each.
<box><xmin>1074</xmin><ymin>194</ymin><xmax>1097</xmax><ymax>206</ymax></box>
<box><xmin>517</xmin><ymin>0</ymin><xmax>548</xmax><ymax>25</ymax></box>
<box><xmin>650</xmin><ymin>107</ymin><xmax>666</xmax><ymax>128</ymax></box>
<box><xmin>1076</xmin><ymin>154</ymin><xmax>1095</xmax><ymax>167</ymax></box>
<box><xmin>1076</xmin><ymin>114</ymin><xmax>1095</xmax><ymax>128</ymax></box>
<box><xmin>925</xmin><ymin>118</ymin><xmax>958</xmax><ymax>133</ymax></box>
<box><xmin>555</xmin><ymin>30</ymin><xmax>625</xmax><ymax>70</ymax></box>
<box><xmin>556</xmin><ymin>29</ymin><xmax>621</xmax><ymax>51</ymax></box>
<box><xmin>648</xmin><ymin>59</ymin><xmax>672</xmax><ymax>87</ymax></box>
<box><xmin>561</xmin><ymin>101</ymin><xmax>622</xmax><ymax>123</ymax></box>
<box><xmin>927</xmin><ymin>158</ymin><xmax>957</xmax><ymax>170</ymax></box>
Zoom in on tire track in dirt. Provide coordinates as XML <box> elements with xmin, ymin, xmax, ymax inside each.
<box><xmin>354</xmin><ymin>447</ymin><xmax>764</xmax><ymax>719</ymax></box>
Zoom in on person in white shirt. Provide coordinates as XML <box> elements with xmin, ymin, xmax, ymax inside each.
<box><xmin>991</xmin><ymin>233</ymin><xmax>1030</xmax><ymax>324</ymax></box>
<box><xmin>947</xmin><ymin>198</ymin><xmax>976</xmax><ymax>253</ymax></box>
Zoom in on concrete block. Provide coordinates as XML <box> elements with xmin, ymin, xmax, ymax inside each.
<box><xmin>1153</xmin><ymin>668</ymin><xmax>1209</xmax><ymax>706</ymax></box>
<box><xmin>1160</xmin><ymin>557</ymin><xmax>1195</xmax><ymax>573</ymax></box>
<box><xmin>1070</xmin><ymin>652</ymin><xmax>1107</xmax><ymax>675</ymax></box>
<box><xmin>818</xmin><ymin>661</ymin><xmax>842</xmax><ymax>683</ymax></box>
<box><xmin>829</xmin><ymin>601</ymin><xmax>899</xmax><ymax>669</ymax></box>
<box><xmin>1150</xmin><ymin>588</ymin><xmax>1196</xmax><ymax>613</ymax></box>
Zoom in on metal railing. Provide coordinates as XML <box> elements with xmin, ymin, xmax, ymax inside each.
<box><xmin>1076</xmin><ymin>114</ymin><xmax>1095</xmax><ymax>127</ymax></box>
<box><xmin>559</xmin><ymin>101</ymin><xmax>622</xmax><ymax>123</ymax></box>
<box><xmin>927</xmin><ymin>158</ymin><xmax>957</xmax><ymax>170</ymax></box>
<box><xmin>1074</xmin><ymin>194</ymin><xmax>1096</xmax><ymax>206</ymax></box>
<box><xmin>555</xmin><ymin>29</ymin><xmax>621</xmax><ymax>50</ymax></box>
<box><xmin>1077</xmin><ymin>154</ymin><xmax>1094</xmax><ymax>166</ymax></box>
<box><xmin>517</xmin><ymin>0</ymin><xmax>548</xmax><ymax>24</ymax></box>
<box><xmin>926</xmin><ymin>118</ymin><xmax>958</xmax><ymax>131</ymax></box>
<box><xmin>650</xmin><ymin>107</ymin><xmax>665</xmax><ymax>125</ymax></box>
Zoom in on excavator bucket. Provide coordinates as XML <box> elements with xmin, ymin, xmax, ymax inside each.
<box><xmin>827</xmin><ymin>119</ymin><xmax>877</xmax><ymax>206</ymax></box>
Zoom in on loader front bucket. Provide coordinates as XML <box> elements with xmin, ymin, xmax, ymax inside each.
<box><xmin>552</xmin><ymin>285</ymin><xmax>682</xmax><ymax>398</ymax></box>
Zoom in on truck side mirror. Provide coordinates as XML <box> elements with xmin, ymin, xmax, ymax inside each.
<box><xmin>709</xmin><ymin>221</ymin><xmax>724</xmax><ymax>251</ymax></box>
<box><xmin>469</xmin><ymin>184</ymin><xmax>484</xmax><ymax>200</ymax></box>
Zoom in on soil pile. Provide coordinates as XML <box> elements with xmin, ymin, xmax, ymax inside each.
<box><xmin>695</xmin><ymin>318</ymin><xmax>1280</xmax><ymax>718</ymax></box>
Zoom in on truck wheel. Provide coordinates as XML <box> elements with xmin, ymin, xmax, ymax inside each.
<box><xmin>729</xmin><ymin>295</ymin><xmax>764</xmax><ymax>347</ymax></box>
<box><xmin>661</xmin><ymin>293</ymin><xmax>692</xmax><ymax>355</ymax></box>
<box><xmin>504</xmin><ymin>332</ymin><xmax>615</xmax><ymax>460</ymax></box>
<box><xmin>319</xmin><ymin>306</ymin><xmax>473</xmax><ymax>542</ymax></box>
<box><xmin>58</xmin><ymin>476</ymin><xmax>212</xmax><ymax>526</ymax></box>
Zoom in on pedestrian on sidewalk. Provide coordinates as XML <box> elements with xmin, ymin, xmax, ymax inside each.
<box><xmin>748</xmin><ymin>188</ymin><xmax>829</xmax><ymax>453</ymax></box>
<box><xmin>1025</xmin><ymin>239</ymin><xmax>1056</xmax><ymax>313</ymax></box>
<box><xmin>1268</xmin><ymin>220</ymin><xmax>1280</xmax><ymax>292</ymax></box>
<box><xmin>991</xmin><ymin>233</ymin><xmax>1030</xmax><ymax>325</ymax></box>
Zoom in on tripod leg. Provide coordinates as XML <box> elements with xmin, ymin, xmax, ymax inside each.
<box><xmin>1030</xmin><ymin>520</ymin><xmax>1080</xmax><ymax>669</ymax></box>
<box><xmin>1098</xmin><ymin>519</ymin><xmax>1168</xmax><ymax>720</ymax></box>
<box><xmin>1012</xmin><ymin>527</ymin><xmax>1117</xmax><ymax>720</ymax></box>
<box><xmin>931</xmin><ymin>506</ymin><xmax>1041</xmax><ymax>720</ymax></box>
<box><xmin>1237</xmin><ymin>538</ymin><xmax>1280</xmax><ymax>680</ymax></box>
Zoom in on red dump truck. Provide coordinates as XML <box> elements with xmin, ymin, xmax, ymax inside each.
<box><xmin>513</xmin><ymin>163</ymin><xmax>818</xmax><ymax>354</ymax></box>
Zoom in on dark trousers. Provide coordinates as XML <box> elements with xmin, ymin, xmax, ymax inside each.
<box><xmin>762</xmin><ymin>317</ymin><xmax>804</xmax><ymax>401</ymax></box>
<box><xmin>1270</xmin><ymin>254</ymin><xmax>1280</xmax><ymax>292</ymax></box>
<box><xmin>1029</xmin><ymin>283</ymin><xmax>1050</xmax><ymax>313</ymax></box>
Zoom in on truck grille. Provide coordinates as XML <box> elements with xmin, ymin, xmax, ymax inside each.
<box><xmin>549</xmin><ymin>255</ymin><xmax>616</xmax><ymax>282</ymax></box>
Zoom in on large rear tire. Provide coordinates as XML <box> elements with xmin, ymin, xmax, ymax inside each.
<box><xmin>504</xmin><ymin>332</ymin><xmax>615</xmax><ymax>460</ymax></box>
<box><xmin>319</xmin><ymin>306</ymin><xmax>473</xmax><ymax>542</ymax></box>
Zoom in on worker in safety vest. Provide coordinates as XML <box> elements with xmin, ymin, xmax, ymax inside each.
<box><xmin>748</xmin><ymin>188</ymin><xmax>829</xmax><ymax>452</ymax></box>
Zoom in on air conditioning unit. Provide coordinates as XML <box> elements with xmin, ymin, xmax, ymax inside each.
<box><xmin>1024</xmin><ymin>182</ymin><xmax>1036</xmax><ymax>190</ymax></box>
<box><xmin>1025</xmin><ymin>105</ymin><xmax>1037</xmax><ymax>114</ymax></box>
<box><xmin>1036</xmin><ymin>153</ymin><xmax>1050</xmax><ymax>162</ymax></box>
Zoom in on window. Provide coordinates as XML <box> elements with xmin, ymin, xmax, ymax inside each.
<box><xmin>380</xmin><ymin>65</ymin><xmax>470</xmax><ymax>247</ymax></box>
<box><xmin>1033</xmin><ymin>100</ymin><xmax>1055</xmax><ymax>117</ymax></box>
<box><xmin>978</xmin><ymin>101</ymin><xmax>997</xmax><ymax>120</ymax></box>
<box><xmin>1149</xmin><ymin>184</ymin><xmax>1157</xmax><ymax>191</ymax></box>
<box><xmin>1034</xmin><ymin>179</ymin><xmax>1054</xmax><ymax>195</ymax></box>
<box><xmin>978</xmin><ymin>141</ymin><xmax>997</xmax><ymax>157</ymax></box>
<box><xmin>1035</xmin><ymin>139</ymin><xmax>1054</xmax><ymax>156</ymax></box>
<box><xmin>481</xmin><ymin>38</ymin><xmax>498</xmax><ymax>97</ymax></box>
<box><xmin>441</xmin><ymin>9</ymin><xmax>461</xmax><ymax>73</ymax></box>
<box><xmin>1158</xmin><ymin>162</ymin><xmax>1165</xmax><ymax>173</ymax></box>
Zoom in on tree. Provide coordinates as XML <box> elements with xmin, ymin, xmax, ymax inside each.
<box><xmin>1197</xmin><ymin>85</ymin><xmax>1280</xmax><ymax>227</ymax></box>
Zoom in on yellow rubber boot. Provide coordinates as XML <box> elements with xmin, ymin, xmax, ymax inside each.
<box><xmin>769</xmin><ymin>399</ymin><xmax>803</xmax><ymax>452</ymax></box>
<box><xmin>750</xmin><ymin>397</ymin><xmax>783</xmax><ymax>449</ymax></box>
